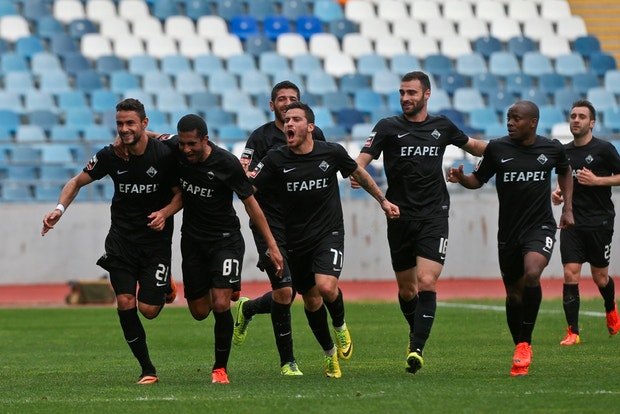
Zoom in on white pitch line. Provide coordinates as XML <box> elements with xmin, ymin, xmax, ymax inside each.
<box><xmin>438</xmin><ymin>301</ymin><xmax>606</xmax><ymax>318</ymax></box>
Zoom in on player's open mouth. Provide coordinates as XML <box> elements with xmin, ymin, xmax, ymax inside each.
<box><xmin>286</xmin><ymin>130</ymin><xmax>295</xmax><ymax>139</ymax></box>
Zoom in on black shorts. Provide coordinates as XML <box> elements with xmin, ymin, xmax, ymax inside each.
<box><xmin>181</xmin><ymin>233</ymin><xmax>245</xmax><ymax>301</ymax></box>
<box><xmin>287</xmin><ymin>231</ymin><xmax>344</xmax><ymax>294</ymax></box>
<box><xmin>560</xmin><ymin>226</ymin><xmax>613</xmax><ymax>268</ymax></box>
<box><xmin>498</xmin><ymin>226</ymin><xmax>556</xmax><ymax>285</ymax></box>
<box><xmin>97</xmin><ymin>233</ymin><xmax>172</xmax><ymax>306</ymax></box>
<box><xmin>387</xmin><ymin>217</ymin><xmax>449</xmax><ymax>272</ymax></box>
<box><xmin>251</xmin><ymin>226</ymin><xmax>292</xmax><ymax>290</ymax></box>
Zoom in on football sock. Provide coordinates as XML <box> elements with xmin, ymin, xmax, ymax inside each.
<box><xmin>505</xmin><ymin>297</ymin><xmax>524</xmax><ymax>345</ymax></box>
<box><xmin>599</xmin><ymin>277</ymin><xmax>616</xmax><ymax>312</ymax></box>
<box><xmin>304</xmin><ymin>304</ymin><xmax>334</xmax><ymax>351</ymax></box>
<box><xmin>243</xmin><ymin>291</ymin><xmax>272</xmax><ymax>318</ymax></box>
<box><xmin>118</xmin><ymin>308</ymin><xmax>155</xmax><ymax>375</ymax></box>
<box><xmin>271</xmin><ymin>300</ymin><xmax>295</xmax><ymax>365</ymax></box>
<box><xmin>399</xmin><ymin>293</ymin><xmax>418</xmax><ymax>333</ymax></box>
<box><xmin>212</xmin><ymin>310</ymin><xmax>233</xmax><ymax>370</ymax></box>
<box><xmin>324</xmin><ymin>288</ymin><xmax>345</xmax><ymax>328</ymax></box>
<box><xmin>519</xmin><ymin>285</ymin><xmax>542</xmax><ymax>344</ymax></box>
<box><xmin>411</xmin><ymin>291</ymin><xmax>436</xmax><ymax>353</ymax></box>
<box><xmin>563</xmin><ymin>283</ymin><xmax>580</xmax><ymax>334</ymax></box>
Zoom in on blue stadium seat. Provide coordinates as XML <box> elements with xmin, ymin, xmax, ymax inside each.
<box><xmin>390</xmin><ymin>54</ymin><xmax>421</xmax><ymax>76</ymax></box>
<box><xmin>216</xmin><ymin>124</ymin><xmax>246</xmax><ymax>142</ymax></box>
<box><xmin>230</xmin><ymin>15</ymin><xmax>259</xmax><ymax>41</ymax></box>
<box><xmin>555</xmin><ymin>53</ymin><xmax>587</xmax><ymax>77</ymax></box>
<box><xmin>281</xmin><ymin>0</ymin><xmax>310</xmax><ymax>20</ymax></box>
<box><xmin>1</xmin><ymin>184</ymin><xmax>34</xmax><ymax>202</ymax></box>
<box><xmin>57</xmin><ymin>91</ymin><xmax>87</xmax><ymax>111</ymax></box>
<box><xmin>63</xmin><ymin>52</ymin><xmax>91</xmax><ymax>76</ymax></box>
<box><xmin>0</xmin><ymin>52</ymin><xmax>28</xmax><ymax>73</ymax></box>
<box><xmin>372</xmin><ymin>70</ymin><xmax>400</xmax><ymax>95</ymax></box>
<box><xmin>24</xmin><ymin>90</ymin><xmax>55</xmax><ymax>113</ymax></box>
<box><xmin>204</xmin><ymin>107</ymin><xmax>234</xmax><ymax>130</ymax></box>
<box><xmin>36</xmin><ymin>16</ymin><xmax>64</xmax><ymax>40</ymax></box>
<box><xmin>0</xmin><ymin>109</ymin><xmax>20</xmax><ymax>133</ymax></box>
<box><xmin>336</xmin><ymin>108</ymin><xmax>366</xmax><ymax>132</ymax></box>
<box><xmin>64</xmin><ymin>108</ymin><xmax>95</xmax><ymax>133</ymax></box>
<box><xmin>240</xmin><ymin>70</ymin><xmax>271</xmax><ymax>96</ymax></box>
<box><xmin>603</xmin><ymin>107</ymin><xmax>620</xmax><ymax>131</ymax></box>
<box><xmin>15</xmin><ymin>125</ymin><xmax>47</xmax><ymax>142</ymax></box>
<box><xmin>183</xmin><ymin>0</ymin><xmax>212</xmax><ymax>21</ymax></box>
<box><xmin>424</xmin><ymin>54</ymin><xmax>454</xmax><ymax>77</ymax></box>
<box><xmin>538</xmin><ymin>105</ymin><xmax>566</xmax><ymax>134</ymax></box>
<box><xmin>488</xmin><ymin>90</ymin><xmax>516</xmax><ymax>115</ymax></box>
<box><xmin>50</xmin><ymin>33</ymin><xmax>79</xmax><ymax>58</ymax></box>
<box><xmin>291</xmin><ymin>54</ymin><xmax>322</xmax><ymax>77</ymax></box>
<box><xmin>161</xmin><ymin>54</ymin><xmax>191</xmax><ymax>75</ymax></box>
<box><xmin>226</xmin><ymin>53</ymin><xmax>257</xmax><ymax>76</ymax></box>
<box><xmin>485</xmin><ymin>122</ymin><xmax>508</xmax><ymax>138</ymax></box>
<box><xmin>315</xmin><ymin>0</ymin><xmax>345</xmax><ymax>23</ymax></box>
<box><xmin>554</xmin><ymin>88</ymin><xmax>583</xmax><ymax>114</ymax></box>
<box><xmin>589</xmin><ymin>52</ymin><xmax>617</xmax><ymax>77</ymax></box>
<box><xmin>357</xmin><ymin>53</ymin><xmax>388</xmax><ymax>76</ymax></box>
<box><xmin>321</xmin><ymin>90</ymin><xmax>350</xmax><ymax>113</ymax></box>
<box><xmin>470</xmin><ymin>73</ymin><xmax>499</xmax><ymax>98</ymax></box>
<box><xmin>75</xmin><ymin>70</ymin><xmax>104</xmax><ymax>94</ymax></box>
<box><xmin>306</xmin><ymin>70</ymin><xmax>338</xmax><ymax>95</ymax></box>
<box><xmin>175</xmin><ymin>70</ymin><xmax>207</xmax><ymax>94</ymax></box>
<box><xmin>49</xmin><ymin>125</ymin><xmax>80</xmax><ymax>142</ymax></box>
<box><xmin>10</xmin><ymin>146</ymin><xmax>42</xmax><ymax>163</ymax></box>
<box><xmin>370</xmin><ymin>107</ymin><xmax>398</xmax><ymax>124</ymax></box>
<box><xmin>320</xmin><ymin>125</ymin><xmax>348</xmax><ymax>140</ymax></box>
<box><xmin>247</xmin><ymin>0</ymin><xmax>275</xmax><ymax>22</ymax></box>
<box><xmin>258</xmin><ymin>51</ymin><xmax>289</xmax><ymax>77</ymax></box>
<box><xmin>31</xmin><ymin>52</ymin><xmax>62</xmax><ymax>75</ymax></box>
<box><xmin>505</xmin><ymin>73</ymin><xmax>534</xmax><ymax>95</ymax></box>
<box><xmin>507</xmin><ymin>36</ymin><xmax>536</xmax><ymax>59</ymax></box>
<box><xmin>245</xmin><ymin>34</ymin><xmax>275</xmax><ymax>57</ymax></box>
<box><xmin>354</xmin><ymin>89</ymin><xmax>383</xmax><ymax>114</ymax></box>
<box><xmin>68</xmin><ymin>18</ymin><xmax>97</xmax><ymax>39</ymax></box>
<box><xmin>264</xmin><ymin>15</ymin><xmax>292</xmax><ymax>41</ymax></box>
<box><xmin>522</xmin><ymin>52</ymin><xmax>553</xmax><ymax>77</ymax></box>
<box><xmin>128</xmin><ymin>54</ymin><xmax>158</xmax><ymax>75</ymax></box>
<box><xmin>15</xmin><ymin>35</ymin><xmax>45</xmax><ymax>59</ymax></box>
<box><xmin>221</xmin><ymin>90</ymin><xmax>252</xmax><ymax>114</ymax></box>
<box><xmin>207</xmin><ymin>71</ymin><xmax>239</xmax><ymax>95</ymax></box>
<box><xmin>214</xmin><ymin>0</ymin><xmax>244</xmax><ymax>21</ymax></box>
<box><xmin>39</xmin><ymin>71</ymin><xmax>72</xmax><ymax>94</ymax></box>
<box><xmin>453</xmin><ymin>87</ymin><xmax>485</xmax><ymax>114</ymax></box>
<box><xmin>0</xmin><ymin>91</ymin><xmax>24</xmax><ymax>113</ymax></box>
<box><xmin>40</xmin><ymin>144</ymin><xmax>75</xmax><ymax>164</ymax></box>
<box><xmin>96</xmin><ymin>55</ymin><xmax>125</xmax><ymax>77</ymax></box>
<box><xmin>237</xmin><ymin>107</ymin><xmax>267</xmax><ymax>132</ymax></box>
<box><xmin>571</xmin><ymin>72</ymin><xmax>600</xmax><ymax>95</ymax></box>
<box><xmin>520</xmin><ymin>87</ymin><xmax>550</xmax><ymax>107</ymax></box>
<box><xmin>573</xmin><ymin>35</ymin><xmax>602</xmax><ymax>59</ymax></box>
<box><xmin>312</xmin><ymin>106</ymin><xmax>335</xmax><ymax>128</ymax></box>
<box><xmin>587</xmin><ymin>87</ymin><xmax>618</xmax><ymax>112</ymax></box>
<box><xmin>143</xmin><ymin>71</ymin><xmax>173</xmax><ymax>93</ymax></box>
<box><xmin>23</xmin><ymin>0</ymin><xmax>51</xmax><ymax>21</ymax></box>
<box><xmin>123</xmin><ymin>89</ymin><xmax>155</xmax><ymax>108</ymax></box>
<box><xmin>152</xmin><ymin>1</ymin><xmax>180</xmax><ymax>21</ymax></box>
<box><xmin>5</xmin><ymin>165</ymin><xmax>38</xmax><ymax>183</ymax></box>
<box><xmin>296</xmin><ymin>15</ymin><xmax>323</xmax><ymax>41</ymax></box>
<box><xmin>488</xmin><ymin>51</ymin><xmax>520</xmax><ymax>76</ymax></box>
<box><xmin>156</xmin><ymin>90</ymin><xmax>189</xmax><ymax>115</ymax></box>
<box><xmin>189</xmin><ymin>91</ymin><xmax>220</xmax><ymax>112</ymax></box>
<box><xmin>82</xmin><ymin>125</ymin><xmax>114</xmax><ymax>142</ymax></box>
<box><xmin>110</xmin><ymin>71</ymin><xmax>140</xmax><ymax>94</ymax></box>
<box><xmin>351</xmin><ymin>122</ymin><xmax>374</xmax><ymax>140</ymax></box>
<box><xmin>91</xmin><ymin>89</ymin><xmax>119</xmax><ymax>113</ymax></box>
<box><xmin>473</xmin><ymin>36</ymin><xmax>502</xmax><ymax>59</ymax></box>
<box><xmin>455</xmin><ymin>53</ymin><xmax>487</xmax><ymax>77</ymax></box>
<box><xmin>439</xmin><ymin>72</ymin><xmax>468</xmax><ymax>97</ymax></box>
<box><xmin>538</xmin><ymin>73</ymin><xmax>566</xmax><ymax>96</ymax></box>
<box><xmin>34</xmin><ymin>183</ymin><xmax>63</xmax><ymax>202</ymax></box>
<box><xmin>27</xmin><ymin>110</ymin><xmax>59</xmax><ymax>133</ymax></box>
<box><xmin>193</xmin><ymin>54</ymin><xmax>224</xmax><ymax>77</ymax></box>
<box><xmin>339</xmin><ymin>73</ymin><xmax>369</xmax><ymax>94</ymax></box>
<box><xmin>39</xmin><ymin>165</ymin><xmax>72</xmax><ymax>182</ymax></box>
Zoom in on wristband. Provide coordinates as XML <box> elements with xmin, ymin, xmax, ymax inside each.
<box><xmin>55</xmin><ymin>203</ymin><xmax>65</xmax><ymax>215</ymax></box>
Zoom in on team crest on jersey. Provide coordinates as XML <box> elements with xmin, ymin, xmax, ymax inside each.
<box><xmin>147</xmin><ymin>166</ymin><xmax>158</xmax><ymax>177</ymax></box>
<box><xmin>364</xmin><ymin>132</ymin><xmax>376</xmax><ymax>147</ymax></box>
<box><xmin>207</xmin><ymin>171</ymin><xmax>215</xmax><ymax>180</ymax></box>
<box><xmin>319</xmin><ymin>161</ymin><xmax>329</xmax><ymax>171</ymax></box>
<box><xmin>250</xmin><ymin>162</ymin><xmax>263</xmax><ymax>178</ymax></box>
<box><xmin>240</xmin><ymin>148</ymin><xmax>254</xmax><ymax>162</ymax></box>
<box><xmin>86</xmin><ymin>154</ymin><xmax>98</xmax><ymax>170</ymax></box>
<box><xmin>431</xmin><ymin>129</ymin><xmax>441</xmax><ymax>140</ymax></box>
<box><xmin>537</xmin><ymin>154</ymin><xmax>548</xmax><ymax>165</ymax></box>
<box><xmin>585</xmin><ymin>154</ymin><xmax>593</xmax><ymax>164</ymax></box>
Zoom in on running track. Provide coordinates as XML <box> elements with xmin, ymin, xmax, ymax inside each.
<box><xmin>0</xmin><ymin>278</ymin><xmax>603</xmax><ymax>307</ymax></box>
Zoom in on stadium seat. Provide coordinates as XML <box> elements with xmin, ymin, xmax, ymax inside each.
<box><xmin>522</xmin><ymin>52</ymin><xmax>553</xmax><ymax>77</ymax></box>
<box><xmin>15</xmin><ymin>35</ymin><xmax>45</xmax><ymax>59</ymax></box>
<box><xmin>212</xmin><ymin>35</ymin><xmax>244</xmax><ymax>59</ymax></box>
<box><xmin>322</xmin><ymin>91</ymin><xmax>351</xmax><ymax>113</ymax></box>
<box><xmin>110</xmin><ymin>71</ymin><xmax>140</xmax><ymax>94</ymax></box>
<box><xmin>64</xmin><ymin>107</ymin><xmax>95</xmax><ymax>133</ymax></box>
<box><xmin>571</xmin><ymin>72</ymin><xmax>600</xmax><ymax>95</ymax></box>
<box><xmin>309</xmin><ymin>33</ymin><xmax>341</xmax><ymax>60</ymax></box>
<box><xmin>227</xmin><ymin>53</ymin><xmax>257</xmax><ymax>76</ymax></box>
<box><xmin>31</xmin><ymin>52</ymin><xmax>63</xmax><ymax>76</ymax></box>
<box><xmin>1</xmin><ymin>184</ymin><xmax>33</xmax><ymax>202</ymax></box>
<box><xmin>264</xmin><ymin>15</ymin><xmax>292</xmax><ymax>41</ymax></box>
<box><xmin>315</xmin><ymin>0</ymin><xmax>345</xmax><ymax>22</ymax></box>
<box><xmin>40</xmin><ymin>144</ymin><xmax>74</xmax><ymax>164</ymax></box>
<box><xmin>458</xmin><ymin>18</ymin><xmax>490</xmax><ymax>41</ymax></box>
<box><xmin>143</xmin><ymin>71</ymin><xmax>173</xmax><ymax>93</ymax></box>
<box><xmin>556</xmin><ymin>16</ymin><xmax>588</xmax><ymax>42</ymax></box>
<box><xmin>4</xmin><ymin>72</ymin><xmax>34</xmax><ymax>94</ymax></box>
<box><xmin>538</xmin><ymin>105</ymin><xmax>566</xmax><ymax>134</ymax></box>
<box><xmin>336</xmin><ymin>108</ymin><xmax>366</xmax><ymax>132</ymax></box>
<box><xmin>153</xmin><ymin>2</ymin><xmax>180</xmax><ymax>21</ymax></box>
<box><xmin>24</xmin><ymin>90</ymin><xmax>56</xmax><ymax>113</ymax></box>
<box><xmin>439</xmin><ymin>72</ymin><xmax>468</xmax><ymax>97</ymax></box>
<box><xmin>99</xmin><ymin>17</ymin><xmax>131</xmax><ymax>40</ymax></box>
<box><xmin>488</xmin><ymin>90</ymin><xmax>516</xmax><ymax>115</ymax></box>
<box><xmin>554</xmin><ymin>88</ymin><xmax>583</xmax><ymax>114</ymax></box>
<box><xmin>35</xmin><ymin>16</ymin><xmax>64</xmax><ymax>40</ymax></box>
<box><xmin>372</xmin><ymin>71</ymin><xmax>400</xmax><ymax>95</ymax></box>
<box><xmin>375</xmin><ymin>36</ymin><xmax>407</xmax><ymax>59</ymax></box>
<box><xmin>520</xmin><ymin>87</ymin><xmax>550</xmax><ymax>107</ymax></box>
<box><xmin>342</xmin><ymin>33</ymin><xmax>373</xmax><ymax>59</ymax></box>
<box><xmin>587</xmin><ymin>87</ymin><xmax>618</xmax><ymax>112</ymax></box>
<box><xmin>324</xmin><ymin>54</ymin><xmax>356</xmax><ymax>78</ymax></box>
<box><xmin>357</xmin><ymin>53</ymin><xmax>388</xmax><ymax>76</ymax></box>
<box><xmin>306</xmin><ymin>70</ymin><xmax>338</xmax><ymax>95</ymax></box>
<box><xmin>0</xmin><ymin>15</ymin><xmax>30</xmax><ymax>42</ymax></box>
<box><xmin>175</xmin><ymin>71</ymin><xmax>207</xmax><ymax>94</ymax></box>
<box><xmin>240</xmin><ymin>70</ymin><xmax>271</xmax><ymax>96</ymax></box>
<box><xmin>426</xmin><ymin>89</ymin><xmax>452</xmax><ymax>113</ymax></box>
<box><xmin>276</xmin><ymin>33</ymin><xmax>308</xmax><ymax>58</ymax></box>
<box><xmin>538</xmin><ymin>73</ymin><xmax>566</xmax><ymax>96</ymax></box>
<box><xmin>184</xmin><ymin>0</ymin><xmax>212</xmax><ymax>21</ymax></box>
<box><xmin>95</xmin><ymin>55</ymin><xmax>125</xmax><ymax>77</ymax></box>
<box><xmin>471</xmin><ymin>73</ymin><xmax>500</xmax><ymax>97</ymax></box>
<box><xmin>15</xmin><ymin>125</ymin><xmax>47</xmax><ymax>142</ymax></box>
<box><xmin>344</xmin><ymin>0</ymin><xmax>376</xmax><ymax>23</ymax></box>
<box><xmin>237</xmin><ymin>107</ymin><xmax>267</xmax><ymax>132</ymax></box>
<box><xmin>82</xmin><ymin>125</ymin><xmax>115</xmax><ymax>142</ymax></box>
<box><xmin>573</xmin><ymin>35</ymin><xmax>602</xmax><ymax>59</ymax></box>
<box><xmin>85</xmin><ymin>0</ymin><xmax>117</xmax><ymax>24</ymax></box>
<box><xmin>178</xmin><ymin>36</ymin><xmax>210</xmax><ymax>59</ymax></box>
<box><xmin>603</xmin><ymin>107</ymin><xmax>620</xmax><ymax>131</ymax></box>
<box><xmin>391</xmin><ymin>54</ymin><xmax>422</xmax><ymax>76</ymax></box>
<box><xmin>425</xmin><ymin>18</ymin><xmax>457</xmax><ymax>40</ymax></box>
<box><xmin>145</xmin><ymin>36</ymin><xmax>178</xmax><ymax>60</ymax></box>
<box><xmin>539</xmin><ymin>35</ymin><xmax>572</xmax><ymax>59</ymax></box>
<box><xmin>75</xmin><ymin>70</ymin><xmax>104</xmax><ymax>94</ymax></box>
<box><xmin>0</xmin><ymin>52</ymin><xmax>28</xmax><ymax>74</ymax></box>
<box><xmin>590</xmin><ymin>52</ymin><xmax>618</xmax><ymax>77</ymax></box>
<box><xmin>340</xmin><ymin>73</ymin><xmax>370</xmax><ymax>94</ymax></box>
<box><xmin>490</xmin><ymin>18</ymin><xmax>522</xmax><ymax>42</ymax></box>
<box><xmin>354</xmin><ymin>89</ymin><xmax>384</xmax><ymax>114</ymax></box>
<box><xmin>193</xmin><ymin>54</ymin><xmax>224</xmax><ymax>77</ymax></box>
<box><xmin>128</xmin><ymin>54</ymin><xmax>158</xmax><ymax>75</ymax></box>
<box><xmin>68</xmin><ymin>18</ymin><xmax>97</xmax><ymax>40</ymax></box>
<box><xmin>39</xmin><ymin>165</ymin><xmax>72</xmax><ymax>182</ymax></box>
<box><xmin>0</xmin><ymin>91</ymin><xmax>22</xmax><ymax>114</ymax></box>
<box><xmin>247</xmin><ymin>0</ymin><xmax>274</xmax><ymax>22</ymax></box>
<box><xmin>473</xmin><ymin>36</ymin><xmax>502</xmax><ymax>59</ymax></box>
<box><xmin>391</xmin><ymin>18</ymin><xmax>423</xmax><ymax>41</ymax></box>
<box><xmin>197</xmin><ymin>15</ymin><xmax>230</xmax><ymax>41</ymax></box>
<box><xmin>328</xmin><ymin>18</ymin><xmax>357</xmax><ymax>41</ymax></box>
<box><xmin>80</xmin><ymin>34</ymin><xmax>112</xmax><ymax>60</ymax></box>
<box><xmin>117</xmin><ymin>0</ymin><xmax>150</xmax><ymax>20</ymax></box>
<box><xmin>378</xmin><ymin>0</ymin><xmax>409</xmax><ymax>22</ymax></box>
<box><xmin>259</xmin><ymin>51</ymin><xmax>289</xmax><ymax>77</ymax></box>
<box><xmin>410</xmin><ymin>0</ymin><xmax>440</xmax><ymax>20</ymax></box>
<box><xmin>53</xmin><ymin>0</ymin><xmax>85</xmax><ymax>24</ymax></box>
<box><xmin>28</xmin><ymin>110</ymin><xmax>59</xmax><ymax>133</ymax></box>
<box><xmin>34</xmin><ymin>183</ymin><xmax>64</xmax><ymax>202</ymax></box>
<box><xmin>424</xmin><ymin>54</ymin><xmax>454</xmax><ymax>77</ymax></box>
<box><xmin>189</xmin><ymin>91</ymin><xmax>220</xmax><ymax>112</ymax></box>
<box><xmin>207</xmin><ymin>71</ymin><xmax>238</xmax><ymax>95</ymax></box>
<box><xmin>23</xmin><ymin>0</ymin><xmax>50</xmax><ymax>21</ymax></box>
<box><xmin>216</xmin><ymin>124</ymin><xmax>246</xmax><ymax>143</ymax></box>
<box><xmin>523</xmin><ymin>18</ymin><xmax>555</xmax><ymax>42</ymax></box>
<box><xmin>39</xmin><ymin>71</ymin><xmax>72</xmax><ymax>94</ymax></box>
<box><xmin>351</xmin><ymin>122</ymin><xmax>374</xmax><ymax>140</ymax></box>
<box><xmin>49</xmin><ymin>125</ymin><xmax>80</xmax><ymax>142</ymax></box>
<box><xmin>10</xmin><ymin>146</ymin><xmax>42</xmax><ymax>163</ymax></box>
<box><xmin>555</xmin><ymin>53</ymin><xmax>587</xmax><ymax>77</ymax></box>
<box><xmin>91</xmin><ymin>89</ymin><xmax>119</xmax><ymax>113</ymax></box>
<box><xmin>230</xmin><ymin>15</ymin><xmax>259</xmax><ymax>41</ymax></box>
<box><xmin>453</xmin><ymin>88</ymin><xmax>485</xmax><ymax>114</ymax></box>
<box><xmin>297</xmin><ymin>15</ymin><xmax>324</xmax><ymax>41</ymax></box>
<box><xmin>455</xmin><ymin>53</ymin><xmax>487</xmax><ymax>76</ymax></box>
<box><xmin>604</xmin><ymin>69</ymin><xmax>620</xmax><ymax>96</ymax></box>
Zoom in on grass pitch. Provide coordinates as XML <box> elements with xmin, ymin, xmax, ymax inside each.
<box><xmin>0</xmin><ymin>299</ymin><xmax>618</xmax><ymax>413</ymax></box>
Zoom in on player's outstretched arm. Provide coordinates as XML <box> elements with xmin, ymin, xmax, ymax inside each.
<box><xmin>41</xmin><ymin>171</ymin><xmax>94</xmax><ymax>236</ymax></box>
<box><xmin>462</xmin><ymin>137</ymin><xmax>488</xmax><ymax>157</ymax></box>
<box><xmin>350</xmin><ymin>153</ymin><xmax>373</xmax><ymax>189</ymax></box>
<box><xmin>446</xmin><ymin>164</ymin><xmax>483</xmax><ymax>189</ymax></box>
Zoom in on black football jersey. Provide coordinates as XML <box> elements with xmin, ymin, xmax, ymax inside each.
<box><xmin>240</xmin><ymin>121</ymin><xmax>326</xmax><ymax>234</ymax></box>
<box><xmin>473</xmin><ymin>135</ymin><xmax>570</xmax><ymax>242</ymax></box>
<box><xmin>250</xmin><ymin>140</ymin><xmax>357</xmax><ymax>252</ymax></box>
<box><xmin>84</xmin><ymin>139</ymin><xmax>177</xmax><ymax>244</ymax></box>
<box><xmin>360</xmin><ymin>114</ymin><xmax>469</xmax><ymax>220</ymax></box>
<box><xmin>161</xmin><ymin>135</ymin><xmax>254</xmax><ymax>241</ymax></box>
<box><xmin>564</xmin><ymin>137</ymin><xmax>620</xmax><ymax>229</ymax></box>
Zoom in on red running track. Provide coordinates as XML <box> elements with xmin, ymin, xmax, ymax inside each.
<box><xmin>0</xmin><ymin>278</ymin><xmax>604</xmax><ymax>308</ymax></box>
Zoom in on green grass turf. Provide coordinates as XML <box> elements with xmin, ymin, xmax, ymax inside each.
<box><xmin>0</xmin><ymin>299</ymin><xmax>618</xmax><ymax>413</ymax></box>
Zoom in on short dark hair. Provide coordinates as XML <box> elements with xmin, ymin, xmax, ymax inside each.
<box><xmin>571</xmin><ymin>99</ymin><xmax>596</xmax><ymax>121</ymax></box>
<box><xmin>116</xmin><ymin>98</ymin><xmax>146</xmax><ymax>120</ymax></box>
<box><xmin>284</xmin><ymin>101</ymin><xmax>315</xmax><ymax>124</ymax></box>
<box><xmin>271</xmin><ymin>80</ymin><xmax>301</xmax><ymax>102</ymax></box>
<box><xmin>177</xmin><ymin>113</ymin><xmax>208</xmax><ymax>137</ymax></box>
<box><xmin>401</xmin><ymin>71</ymin><xmax>431</xmax><ymax>91</ymax></box>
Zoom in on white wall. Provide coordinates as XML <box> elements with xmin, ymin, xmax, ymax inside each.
<box><xmin>6</xmin><ymin>191</ymin><xmax>620</xmax><ymax>285</ymax></box>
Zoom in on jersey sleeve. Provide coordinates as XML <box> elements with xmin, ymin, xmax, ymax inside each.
<box><xmin>242</xmin><ymin>130</ymin><xmax>263</xmax><ymax>171</ymax></box>
<box><xmin>442</xmin><ymin>116</ymin><xmax>470</xmax><ymax>148</ymax></box>
<box><xmin>603</xmin><ymin>140</ymin><xmax>620</xmax><ymax>174</ymax></box>
<box><xmin>472</xmin><ymin>143</ymin><xmax>497</xmax><ymax>184</ymax></box>
<box><xmin>249</xmin><ymin>150</ymin><xmax>278</xmax><ymax>192</ymax></box>
<box><xmin>360</xmin><ymin>119</ymin><xmax>388</xmax><ymax>159</ymax></box>
<box><xmin>552</xmin><ymin>139</ymin><xmax>571</xmax><ymax>175</ymax></box>
<box><xmin>83</xmin><ymin>146</ymin><xmax>112</xmax><ymax>181</ymax></box>
<box><xmin>334</xmin><ymin>142</ymin><xmax>359</xmax><ymax>178</ymax></box>
<box><xmin>313</xmin><ymin>125</ymin><xmax>327</xmax><ymax>142</ymax></box>
<box><xmin>227</xmin><ymin>155</ymin><xmax>255</xmax><ymax>201</ymax></box>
